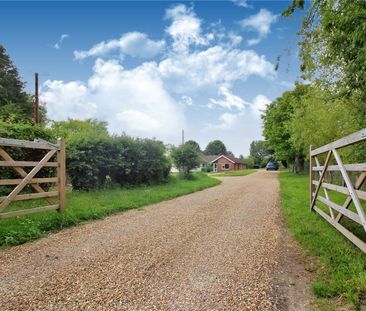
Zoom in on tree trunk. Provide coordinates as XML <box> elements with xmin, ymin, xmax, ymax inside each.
<box><xmin>294</xmin><ymin>155</ymin><xmax>305</xmax><ymax>173</ymax></box>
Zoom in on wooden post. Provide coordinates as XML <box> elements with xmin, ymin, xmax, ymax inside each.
<box><xmin>57</xmin><ymin>138</ymin><xmax>66</xmax><ymax>212</ymax></box>
<box><xmin>309</xmin><ymin>145</ymin><xmax>314</xmax><ymax>211</ymax></box>
<box><xmin>34</xmin><ymin>73</ymin><xmax>39</xmax><ymax>125</ymax></box>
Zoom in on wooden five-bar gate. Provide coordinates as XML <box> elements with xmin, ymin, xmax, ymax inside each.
<box><xmin>0</xmin><ymin>137</ymin><xmax>66</xmax><ymax>219</ymax></box>
<box><xmin>310</xmin><ymin>128</ymin><xmax>366</xmax><ymax>253</ymax></box>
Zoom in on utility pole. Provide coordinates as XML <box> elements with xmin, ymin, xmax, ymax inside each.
<box><xmin>34</xmin><ymin>72</ymin><xmax>39</xmax><ymax>126</ymax></box>
<box><xmin>182</xmin><ymin>129</ymin><xmax>185</xmax><ymax>145</ymax></box>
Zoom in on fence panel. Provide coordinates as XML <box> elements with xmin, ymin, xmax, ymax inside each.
<box><xmin>0</xmin><ymin>137</ymin><xmax>66</xmax><ymax>219</ymax></box>
<box><xmin>310</xmin><ymin>128</ymin><xmax>366</xmax><ymax>253</ymax></box>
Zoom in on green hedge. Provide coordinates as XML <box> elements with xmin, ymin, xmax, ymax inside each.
<box><xmin>0</xmin><ymin>122</ymin><xmax>172</xmax><ymax>191</ymax></box>
<box><xmin>67</xmin><ymin>136</ymin><xmax>171</xmax><ymax>190</ymax></box>
<box><xmin>0</xmin><ymin>122</ymin><xmax>57</xmax><ymax>195</ymax></box>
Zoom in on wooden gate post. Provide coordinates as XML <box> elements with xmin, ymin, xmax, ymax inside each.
<box><xmin>57</xmin><ymin>138</ymin><xmax>66</xmax><ymax>212</ymax></box>
<box><xmin>309</xmin><ymin>145</ymin><xmax>314</xmax><ymax>211</ymax></box>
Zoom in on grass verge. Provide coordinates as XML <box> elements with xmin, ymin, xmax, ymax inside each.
<box><xmin>0</xmin><ymin>173</ymin><xmax>220</xmax><ymax>247</ymax></box>
<box><xmin>211</xmin><ymin>169</ymin><xmax>257</xmax><ymax>177</ymax></box>
<box><xmin>279</xmin><ymin>172</ymin><xmax>366</xmax><ymax>310</ymax></box>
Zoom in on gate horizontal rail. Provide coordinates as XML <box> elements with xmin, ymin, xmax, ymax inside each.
<box><xmin>310</xmin><ymin>128</ymin><xmax>366</xmax><ymax>253</ymax></box>
<box><xmin>0</xmin><ymin>137</ymin><xmax>66</xmax><ymax>219</ymax></box>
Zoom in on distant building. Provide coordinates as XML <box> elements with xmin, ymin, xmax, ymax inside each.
<box><xmin>199</xmin><ymin>154</ymin><xmax>246</xmax><ymax>172</ymax></box>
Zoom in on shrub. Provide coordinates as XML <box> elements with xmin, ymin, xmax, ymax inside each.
<box><xmin>0</xmin><ymin>122</ymin><xmax>57</xmax><ymax>195</ymax></box>
<box><xmin>66</xmin><ymin>135</ymin><xmax>171</xmax><ymax>190</ymax></box>
<box><xmin>171</xmin><ymin>143</ymin><xmax>200</xmax><ymax>178</ymax></box>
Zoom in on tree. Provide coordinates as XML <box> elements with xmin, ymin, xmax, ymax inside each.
<box><xmin>51</xmin><ymin>119</ymin><xmax>109</xmax><ymax>143</ymax></box>
<box><xmin>0</xmin><ymin>45</ymin><xmax>45</xmax><ymax>123</ymax></box>
<box><xmin>171</xmin><ymin>143</ymin><xmax>200</xmax><ymax>178</ymax></box>
<box><xmin>262</xmin><ymin>84</ymin><xmax>310</xmax><ymax>172</ymax></box>
<box><xmin>284</xmin><ymin>0</ymin><xmax>366</xmax><ymax>126</ymax></box>
<box><xmin>185</xmin><ymin>140</ymin><xmax>201</xmax><ymax>152</ymax></box>
<box><xmin>204</xmin><ymin>140</ymin><xmax>227</xmax><ymax>155</ymax></box>
<box><xmin>249</xmin><ymin>140</ymin><xmax>271</xmax><ymax>168</ymax></box>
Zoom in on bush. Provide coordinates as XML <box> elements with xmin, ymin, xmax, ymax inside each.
<box><xmin>0</xmin><ymin>122</ymin><xmax>57</xmax><ymax>195</ymax></box>
<box><xmin>67</xmin><ymin>135</ymin><xmax>171</xmax><ymax>190</ymax></box>
<box><xmin>171</xmin><ymin>143</ymin><xmax>200</xmax><ymax>178</ymax></box>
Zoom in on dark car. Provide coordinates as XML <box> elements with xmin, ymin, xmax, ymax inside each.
<box><xmin>266</xmin><ymin>161</ymin><xmax>279</xmax><ymax>171</ymax></box>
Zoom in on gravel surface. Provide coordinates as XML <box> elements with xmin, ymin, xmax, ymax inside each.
<box><xmin>0</xmin><ymin>170</ymin><xmax>312</xmax><ymax>310</ymax></box>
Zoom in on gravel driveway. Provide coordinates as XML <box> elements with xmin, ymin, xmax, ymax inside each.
<box><xmin>0</xmin><ymin>170</ymin><xmax>312</xmax><ymax>310</ymax></box>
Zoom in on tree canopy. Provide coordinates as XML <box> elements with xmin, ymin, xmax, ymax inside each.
<box><xmin>204</xmin><ymin>140</ymin><xmax>227</xmax><ymax>155</ymax></box>
<box><xmin>171</xmin><ymin>143</ymin><xmax>200</xmax><ymax>178</ymax></box>
<box><xmin>185</xmin><ymin>140</ymin><xmax>201</xmax><ymax>152</ymax></box>
<box><xmin>285</xmin><ymin>0</ymin><xmax>366</xmax><ymax>126</ymax></box>
<box><xmin>0</xmin><ymin>45</ymin><xmax>46</xmax><ymax>124</ymax></box>
<box><xmin>249</xmin><ymin>140</ymin><xmax>272</xmax><ymax>168</ymax></box>
<box><xmin>50</xmin><ymin>119</ymin><xmax>109</xmax><ymax>143</ymax></box>
<box><xmin>262</xmin><ymin>0</ymin><xmax>366</xmax><ymax>171</ymax></box>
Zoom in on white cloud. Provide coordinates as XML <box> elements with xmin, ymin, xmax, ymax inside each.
<box><xmin>180</xmin><ymin>95</ymin><xmax>193</xmax><ymax>106</ymax></box>
<box><xmin>208</xmin><ymin>86</ymin><xmax>247</xmax><ymax>111</ymax></box>
<box><xmin>54</xmin><ymin>34</ymin><xmax>69</xmax><ymax>50</ymax></box>
<box><xmin>159</xmin><ymin>46</ymin><xmax>275</xmax><ymax>94</ymax></box>
<box><xmin>42</xmin><ymin>4</ymin><xmax>277</xmax><ymax>153</ymax></box>
<box><xmin>239</xmin><ymin>9</ymin><xmax>278</xmax><ymax>45</ymax></box>
<box><xmin>231</xmin><ymin>0</ymin><xmax>251</xmax><ymax>8</ymax></box>
<box><xmin>41</xmin><ymin>80</ymin><xmax>96</xmax><ymax>119</ymax></box>
<box><xmin>116</xmin><ymin>110</ymin><xmax>161</xmax><ymax>131</ymax></box>
<box><xmin>219</xmin><ymin>112</ymin><xmax>238</xmax><ymax>129</ymax></box>
<box><xmin>74</xmin><ymin>32</ymin><xmax>165</xmax><ymax>60</ymax></box>
<box><xmin>41</xmin><ymin>58</ymin><xmax>185</xmax><ymax>140</ymax></box>
<box><xmin>165</xmin><ymin>4</ymin><xmax>207</xmax><ymax>53</ymax></box>
<box><xmin>251</xmin><ymin>94</ymin><xmax>271</xmax><ymax>115</ymax></box>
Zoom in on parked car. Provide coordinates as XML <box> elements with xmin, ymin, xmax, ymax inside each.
<box><xmin>266</xmin><ymin>161</ymin><xmax>279</xmax><ymax>171</ymax></box>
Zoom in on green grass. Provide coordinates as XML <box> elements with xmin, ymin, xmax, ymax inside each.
<box><xmin>211</xmin><ymin>169</ymin><xmax>257</xmax><ymax>177</ymax></box>
<box><xmin>0</xmin><ymin>173</ymin><xmax>220</xmax><ymax>247</ymax></box>
<box><xmin>279</xmin><ymin>172</ymin><xmax>366</xmax><ymax>310</ymax></box>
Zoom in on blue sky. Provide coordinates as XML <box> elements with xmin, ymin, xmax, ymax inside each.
<box><xmin>0</xmin><ymin>1</ymin><xmax>306</xmax><ymax>156</ymax></box>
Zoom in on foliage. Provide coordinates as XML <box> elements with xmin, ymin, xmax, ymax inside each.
<box><xmin>204</xmin><ymin>140</ymin><xmax>227</xmax><ymax>155</ymax></box>
<box><xmin>171</xmin><ymin>143</ymin><xmax>200</xmax><ymax>178</ymax></box>
<box><xmin>0</xmin><ymin>45</ymin><xmax>46</xmax><ymax>124</ymax></box>
<box><xmin>262</xmin><ymin>84</ymin><xmax>308</xmax><ymax>172</ymax></box>
<box><xmin>0</xmin><ymin>121</ymin><xmax>55</xmax><ymax>142</ymax></box>
<box><xmin>50</xmin><ymin>119</ymin><xmax>109</xmax><ymax>143</ymax></box>
<box><xmin>241</xmin><ymin>155</ymin><xmax>255</xmax><ymax>169</ymax></box>
<box><xmin>262</xmin><ymin>83</ymin><xmax>361</xmax><ymax>171</ymax></box>
<box><xmin>67</xmin><ymin>135</ymin><xmax>171</xmax><ymax>190</ymax></box>
<box><xmin>285</xmin><ymin>0</ymin><xmax>366</xmax><ymax>127</ymax></box>
<box><xmin>185</xmin><ymin>140</ymin><xmax>201</xmax><ymax>152</ymax></box>
<box><xmin>0</xmin><ymin>173</ymin><xmax>221</xmax><ymax>247</ymax></box>
<box><xmin>273</xmin><ymin>1</ymin><xmax>366</xmax><ymax>171</ymax></box>
<box><xmin>205</xmin><ymin>163</ymin><xmax>212</xmax><ymax>173</ymax></box>
<box><xmin>0</xmin><ymin>122</ymin><xmax>56</xmax><ymax>195</ymax></box>
<box><xmin>249</xmin><ymin>140</ymin><xmax>272</xmax><ymax>168</ymax></box>
<box><xmin>279</xmin><ymin>172</ymin><xmax>366</xmax><ymax>309</ymax></box>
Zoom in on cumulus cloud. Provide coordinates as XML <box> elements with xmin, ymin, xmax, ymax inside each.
<box><xmin>159</xmin><ymin>46</ymin><xmax>275</xmax><ymax>94</ymax></box>
<box><xmin>251</xmin><ymin>94</ymin><xmax>271</xmax><ymax>115</ymax></box>
<box><xmin>74</xmin><ymin>32</ymin><xmax>165</xmax><ymax>60</ymax></box>
<box><xmin>54</xmin><ymin>34</ymin><xmax>69</xmax><ymax>49</ymax></box>
<box><xmin>41</xmin><ymin>58</ymin><xmax>185</xmax><ymax>140</ymax></box>
<box><xmin>165</xmin><ymin>4</ymin><xmax>207</xmax><ymax>53</ymax></box>
<box><xmin>208</xmin><ymin>86</ymin><xmax>247</xmax><ymax>111</ymax></box>
<box><xmin>42</xmin><ymin>4</ymin><xmax>277</xmax><ymax>150</ymax></box>
<box><xmin>231</xmin><ymin>0</ymin><xmax>251</xmax><ymax>8</ymax></box>
<box><xmin>239</xmin><ymin>9</ymin><xmax>278</xmax><ymax>45</ymax></box>
<box><xmin>219</xmin><ymin>112</ymin><xmax>238</xmax><ymax>129</ymax></box>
